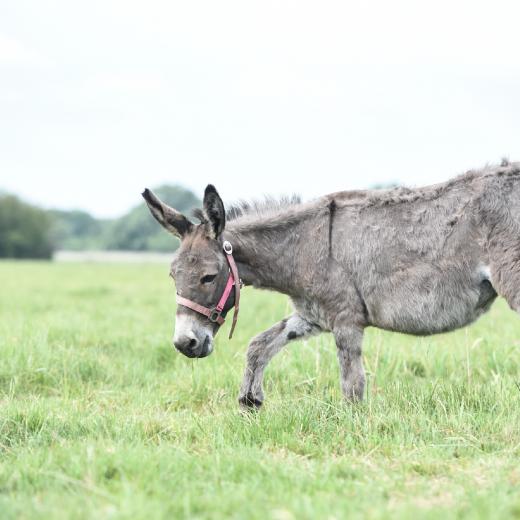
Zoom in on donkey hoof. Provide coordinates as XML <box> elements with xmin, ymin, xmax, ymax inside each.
<box><xmin>238</xmin><ymin>393</ymin><xmax>263</xmax><ymax>409</ymax></box>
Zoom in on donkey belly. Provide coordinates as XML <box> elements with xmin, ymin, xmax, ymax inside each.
<box><xmin>366</xmin><ymin>266</ymin><xmax>497</xmax><ymax>336</ymax></box>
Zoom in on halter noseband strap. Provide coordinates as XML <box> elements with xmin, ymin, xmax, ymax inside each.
<box><xmin>176</xmin><ymin>240</ymin><xmax>241</xmax><ymax>339</ymax></box>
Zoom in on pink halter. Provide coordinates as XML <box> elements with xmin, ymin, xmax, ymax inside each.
<box><xmin>176</xmin><ymin>240</ymin><xmax>241</xmax><ymax>339</ymax></box>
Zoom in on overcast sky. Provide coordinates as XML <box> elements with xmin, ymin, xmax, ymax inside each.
<box><xmin>1</xmin><ymin>1</ymin><xmax>519</xmax><ymax>217</ymax></box>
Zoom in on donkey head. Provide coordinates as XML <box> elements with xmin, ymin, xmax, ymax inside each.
<box><xmin>142</xmin><ymin>185</ymin><xmax>232</xmax><ymax>358</ymax></box>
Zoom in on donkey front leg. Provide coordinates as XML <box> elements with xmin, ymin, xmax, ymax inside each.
<box><xmin>334</xmin><ymin>325</ymin><xmax>365</xmax><ymax>401</ymax></box>
<box><xmin>239</xmin><ymin>314</ymin><xmax>319</xmax><ymax>408</ymax></box>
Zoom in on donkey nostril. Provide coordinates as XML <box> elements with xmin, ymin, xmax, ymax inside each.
<box><xmin>173</xmin><ymin>335</ymin><xmax>199</xmax><ymax>353</ymax></box>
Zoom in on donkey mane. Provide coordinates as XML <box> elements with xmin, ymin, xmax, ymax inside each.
<box><xmin>226</xmin><ymin>195</ymin><xmax>302</xmax><ymax>221</ymax></box>
<box><xmin>190</xmin><ymin>194</ymin><xmax>304</xmax><ymax>231</ymax></box>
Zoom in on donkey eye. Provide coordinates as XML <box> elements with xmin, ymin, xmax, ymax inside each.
<box><xmin>200</xmin><ymin>274</ymin><xmax>217</xmax><ymax>284</ymax></box>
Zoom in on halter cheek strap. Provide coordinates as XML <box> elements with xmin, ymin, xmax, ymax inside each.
<box><xmin>176</xmin><ymin>240</ymin><xmax>241</xmax><ymax>339</ymax></box>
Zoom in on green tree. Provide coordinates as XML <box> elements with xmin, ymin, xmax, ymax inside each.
<box><xmin>49</xmin><ymin>209</ymin><xmax>106</xmax><ymax>250</ymax></box>
<box><xmin>0</xmin><ymin>194</ymin><xmax>54</xmax><ymax>259</ymax></box>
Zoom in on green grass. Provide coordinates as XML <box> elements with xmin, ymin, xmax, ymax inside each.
<box><xmin>1</xmin><ymin>261</ymin><xmax>520</xmax><ymax>519</ymax></box>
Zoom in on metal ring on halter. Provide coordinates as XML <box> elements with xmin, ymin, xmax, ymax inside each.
<box><xmin>223</xmin><ymin>241</ymin><xmax>233</xmax><ymax>254</ymax></box>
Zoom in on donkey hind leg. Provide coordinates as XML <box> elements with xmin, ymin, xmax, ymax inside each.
<box><xmin>238</xmin><ymin>314</ymin><xmax>320</xmax><ymax>408</ymax></box>
<box><xmin>490</xmin><ymin>266</ymin><xmax>520</xmax><ymax>314</ymax></box>
<box><xmin>334</xmin><ymin>325</ymin><xmax>365</xmax><ymax>401</ymax></box>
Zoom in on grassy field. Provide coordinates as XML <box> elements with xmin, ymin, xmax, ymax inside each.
<box><xmin>1</xmin><ymin>261</ymin><xmax>520</xmax><ymax>519</ymax></box>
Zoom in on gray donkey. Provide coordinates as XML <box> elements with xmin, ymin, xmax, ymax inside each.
<box><xmin>143</xmin><ymin>161</ymin><xmax>520</xmax><ymax>408</ymax></box>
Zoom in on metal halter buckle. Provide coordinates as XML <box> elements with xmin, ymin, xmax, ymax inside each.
<box><xmin>209</xmin><ymin>309</ymin><xmax>221</xmax><ymax>323</ymax></box>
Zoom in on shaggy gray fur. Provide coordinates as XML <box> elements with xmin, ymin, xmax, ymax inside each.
<box><xmin>225</xmin><ymin>195</ymin><xmax>302</xmax><ymax>221</ymax></box>
<box><xmin>143</xmin><ymin>161</ymin><xmax>520</xmax><ymax>407</ymax></box>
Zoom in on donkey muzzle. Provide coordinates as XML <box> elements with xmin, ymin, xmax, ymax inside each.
<box><xmin>173</xmin><ymin>330</ymin><xmax>213</xmax><ymax>358</ymax></box>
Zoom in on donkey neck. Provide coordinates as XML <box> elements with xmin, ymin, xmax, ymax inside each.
<box><xmin>223</xmin><ymin>221</ymin><xmax>303</xmax><ymax>295</ymax></box>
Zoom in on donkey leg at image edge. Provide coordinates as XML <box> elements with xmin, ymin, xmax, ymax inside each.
<box><xmin>489</xmin><ymin>245</ymin><xmax>520</xmax><ymax>315</ymax></box>
<box><xmin>239</xmin><ymin>314</ymin><xmax>320</xmax><ymax>408</ymax></box>
<box><xmin>334</xmin><ymin>324</ymin><xmax>365</xmax><ymax>401</ymax></box>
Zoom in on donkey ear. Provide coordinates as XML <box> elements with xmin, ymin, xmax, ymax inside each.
<box><xmin>142</xmin><ymin>188</ymin><xmax>193</xmax><ymax>238</ymax></box>
<box><xmin>203</xmin><ymin>184</ymin><xmax>225</xmax><ymax>238</ymax></box>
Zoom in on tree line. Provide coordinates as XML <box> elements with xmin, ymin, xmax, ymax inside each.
<box><xmin>0</xmin><ymin>185</ymin><xmax>200</xmax><ymax>259</ymax></box>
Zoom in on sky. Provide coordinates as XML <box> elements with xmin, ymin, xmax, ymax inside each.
<box><xmin>1</xmin><ymin>0</ymin><xmax>519</xmax><ymax>218</ymax></box>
